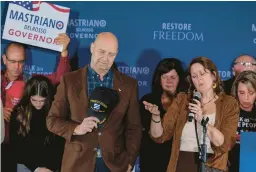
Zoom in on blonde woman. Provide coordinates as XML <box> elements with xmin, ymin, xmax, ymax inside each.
<box><xmin>229</xmin><ymin>70</ymin><xmax>256</xmax><ymax>172</ymax></box>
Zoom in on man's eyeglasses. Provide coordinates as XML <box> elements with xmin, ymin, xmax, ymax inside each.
<box><xmin>234</xmin><ymin>62</ymin><xmax>256</xmax><ymax>67</ymax></box>
<box><xmin>5</xmin><ymin>55</ymin><xmax>25</xmax><ymax>65</ymax></box>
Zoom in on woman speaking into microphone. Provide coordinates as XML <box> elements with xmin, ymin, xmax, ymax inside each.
<box><xmin>143</xmin><ymin>57</ymin><xmax>239</xmax><ymax>172</ymax></box>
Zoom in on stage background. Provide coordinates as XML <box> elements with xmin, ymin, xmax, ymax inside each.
<box><xmin>240</xmin><ymin>132</ymin><xmax>256</xmax><ymax>172</ymax></box>
<box><xmin>1</xmin><ymin>1</ymin><xmax>256</xmax><ymax>172</ymax></box>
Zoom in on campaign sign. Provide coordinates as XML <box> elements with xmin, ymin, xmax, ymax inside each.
<box><xmin>2</xmin><ymin>1</ymin><xmax>70</xmax><ymax>52</ymax></box>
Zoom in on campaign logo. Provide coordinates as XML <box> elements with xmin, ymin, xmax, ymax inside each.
<box><xmin>2</xmin><ymin>1</ymin><xmax>70</xmax><ymax>52</ymax></box>
<box><xmin>117</xmin><ymin>64</ymin><xmax>150</xmax><ymax>87</ymax></box>
<box><xmin>9</xmin><ymin>2</ymin><xmax>68</xmax><ymax>30</ymax></box>
<box><xmin>56</xmin><ymin>21</ymin><xmax>64</xmax><ymax>30</ymax></box>
<box><xmin>153</xmin><ymin>22</ymin><xmax>204</xmax><ymax>42</ymax></box>
<box><xmin>67</xmin><ymin>19</ymin><xmax>107</xmax><ymax>39</ymax></box>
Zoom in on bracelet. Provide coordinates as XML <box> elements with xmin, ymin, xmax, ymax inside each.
<box><xmin>151</xmin><ymin>118</ymin><xmax>161</xmax><ymax>123</ymax></box>
<box><xmin>152</xmin><ymin>113</ymin><xmax>160</xmax><ymax>116</ymax></box>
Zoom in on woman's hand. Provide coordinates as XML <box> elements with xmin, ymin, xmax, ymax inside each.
<box><xmin>188</xmin><ymin>99</ymin><xmax>203</xmax><ymax>123</ymax></box>
<box><xmin>143</xmin><ymin>101</ymin><xmax>160</xmax><ymax>116</ymax></box>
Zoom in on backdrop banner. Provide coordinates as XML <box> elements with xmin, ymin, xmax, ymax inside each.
<box><xmin>1</xmin><ymin>2</ymin><xmax>256</xmax><ymax>172</ymax></box>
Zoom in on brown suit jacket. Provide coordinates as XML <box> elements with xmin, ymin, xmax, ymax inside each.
<box><xmin>151</xmin><ymin>92</ymin><xmax>239</xmax><ymax>172</ymax></box>
<box><xmin>46</xmin><ymin>66</ymin><xmax>142</xmax><ymax>172</ymax></box>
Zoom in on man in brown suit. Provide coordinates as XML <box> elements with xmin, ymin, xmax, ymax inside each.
<box><xmin>46</xmin><ymin>32</ymin><xmax>142</xmax><ymax>172</ymax></box>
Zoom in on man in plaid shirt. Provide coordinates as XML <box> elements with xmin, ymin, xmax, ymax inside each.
<box><xmin>47</xmin><ymin>32</ymin><xmax>142</xmax><ymax>172</ymax></box>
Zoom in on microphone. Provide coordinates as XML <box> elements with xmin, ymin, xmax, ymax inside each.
<box><xmin>188</xmin><ymin>91</ymin><xmax>201</xmax><ymax>122</ymax></box>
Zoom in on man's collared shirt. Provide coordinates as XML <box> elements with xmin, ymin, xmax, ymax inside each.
<box><xmin>87</xmin><ymin>65</ymin><xmax>113</xmax><ymax>96</ymax></box>
<box><xmin>87</xmin><ymin>65</ymin><xmax>113</xmax><ymax>172</ymax></box>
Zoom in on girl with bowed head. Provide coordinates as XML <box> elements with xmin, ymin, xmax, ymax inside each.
<box><xmin>10</xmin><ymin>75</ymin><xmax>64</xmax><ymax>172</ymax></box>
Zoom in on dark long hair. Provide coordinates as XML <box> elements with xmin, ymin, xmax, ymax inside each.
<box><xmin>15</xmin><ymin>75</ymin><xmax>54</xmax><ymax>136</ymax></box>
<box><xmin>152</xmin><ymin>58</ymin><xmax>187</xmax><ymax>97</ymax></box>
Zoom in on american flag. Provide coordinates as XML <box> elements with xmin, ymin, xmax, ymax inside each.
<box><xmin>9</xmin><ymin>1</ymin><xmax>70</xmax><ymax>13</ymax></box>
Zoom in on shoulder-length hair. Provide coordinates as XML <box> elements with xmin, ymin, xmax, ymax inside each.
<box><xmin>231</xmin><ymin>70</ymin><xmax>256</xmax><ymax>100</ymax></box>
<box><xmin>187</xmin><ymin>56</ymin><xmax>223</xmax><ymax>95</ymax></box>
<box><xmin>14</xmin><ymin>75</ymin><xmax>54</xmax><ymax>136</ymax></box>
<box><xmin>152</xmin><ymin>58</ymin><xmax>187</xmax><ymax>96</ymax></box>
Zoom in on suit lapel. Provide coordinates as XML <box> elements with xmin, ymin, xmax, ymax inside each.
<box><xmin>113</xmin><ymin>69</ymin><xmax>125</xmax><ymax>110</ymax></box>
<box><xmin>72</xmin><ymin>66</ymin><xmax>89</xmax><ymax>119</ymax></box>
<box><xmin>113</xmin><ymin>69</ymin><xmax>123</xmax><ymax>92</ymax></box>
<box><xmin>101</xmin><ymin>69</ymin><xmax>124</xmax><ymax>129</ymax></box>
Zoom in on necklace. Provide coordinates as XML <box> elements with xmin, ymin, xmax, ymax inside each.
<box><xmin>201</xmin><ymin>95</ymin><xmax>216</xmax><ymax>107</ymax></box>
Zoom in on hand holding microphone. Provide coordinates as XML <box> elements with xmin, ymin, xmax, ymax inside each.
<box><xmin>188</xmin><ymin>91</ymin><xmax>203</xmax><ymax>123</ymax></box>
<box><xmin>188</xmin><ymin>99</ymin><xmax>203</xmax><ymax>123</ymax></box>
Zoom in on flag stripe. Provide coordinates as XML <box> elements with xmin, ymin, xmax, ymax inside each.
<box><xmin>33</xmin><ymin>1</ymin><xmax>40</xmax><ymax>4</ymax></box>
<box><xmin>47</xmin><ymin>3</ymin><xmax>70</xmax><ymax>13</ymax></box>
<box><xmin>33</xmin><ymin>7</ymin><xmax>40</xmax><ymax>11</ymax></box>
<box><xmin>33</xmin><ymin>3</ymin><xmax>41</xmax><ymax>9</ymax></box>
<box><xmin>10</xmin><ymin>1</ymin><xmax>69</xmax><ymax>13</ymax></box>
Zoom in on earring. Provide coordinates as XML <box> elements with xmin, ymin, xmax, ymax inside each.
<box><xmin>212</xmin><ymin>83</ymin><xmax>217</xmax><ymax>89</ymax></box>
<box><xmin>232</xmin><ymin>70</ymin><xmax>235</xmax><ymax>76</ymax></box>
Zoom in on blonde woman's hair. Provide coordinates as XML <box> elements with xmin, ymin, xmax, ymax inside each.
<box><xmin>231</xmin><ymin>70</ymin><xmax>256</xmax><ymax>100</ymax></box>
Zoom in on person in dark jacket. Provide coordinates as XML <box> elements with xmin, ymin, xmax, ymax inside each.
<box><xmin>10</xmin><ymin>75</ymin><xmax>64</xmax><ymax>172</ymax></box>
<box><xmin>139</xmin><ymin>58</ymin><xmax>188</xmax><ymax>172</ymax></box>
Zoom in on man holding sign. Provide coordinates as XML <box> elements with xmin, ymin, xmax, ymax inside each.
<box><xmin>1</xmin><ymin>33</ymin><xmax>71</xmax><ymax>172</ymax></box>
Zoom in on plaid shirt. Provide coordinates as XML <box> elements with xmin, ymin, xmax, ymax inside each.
<box><xmin>87</xmin><ymin>65</ymin><xmax>113</xmax><ymax>96</ymax></box>
<box><xmin>87</xmin><ymin>65</ymin><xmax>113</xmax><ymax>172</ymax></box>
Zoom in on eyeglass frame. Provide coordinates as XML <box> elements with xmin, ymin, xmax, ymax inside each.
<box><xmin>5</xmin><ymin>55</ymin><xmax>26</xmax><ymax>65</ymax></box>
<box><xmin>233</xmin><ymin>61</ymin><xmax>256</xmax><ymax>67</ymax></box>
